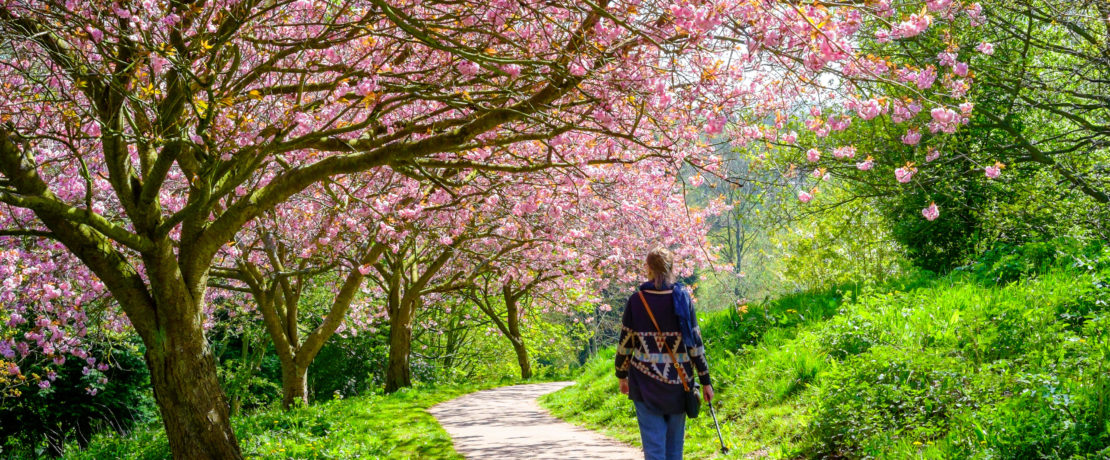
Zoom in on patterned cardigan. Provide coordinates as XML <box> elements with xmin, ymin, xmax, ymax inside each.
<box><xmin>614</xmin><ymin>286</ymin><xmax>711</xmax><ymax>388</ymax></box>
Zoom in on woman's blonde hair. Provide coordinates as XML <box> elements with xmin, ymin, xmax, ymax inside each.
<box><xmin>646</xmin><ymin>247</ymin><xmax>676</xmax><ymax>290</ymax></box>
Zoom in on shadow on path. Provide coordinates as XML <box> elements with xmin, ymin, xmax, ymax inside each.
<box><xmin>428</xmin><ymin>382</ymin><xmax>641</xmax><ymax>460</ymax></box>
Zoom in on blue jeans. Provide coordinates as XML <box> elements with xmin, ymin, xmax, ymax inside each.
<box><xmin>634</xmin><ymin>400</ymin><xmax>685</xmax><ymax>460</ymax></box>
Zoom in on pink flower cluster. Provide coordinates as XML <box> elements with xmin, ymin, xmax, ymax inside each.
<box><xmin>895</xmin><ymin>164</ymin><xmax>918</xmax><ymax>183</ymax></box>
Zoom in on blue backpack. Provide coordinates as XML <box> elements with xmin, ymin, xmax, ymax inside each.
<box><xmin>672</xmin><ymin>282</ymin><xmax>701</xmax><ymax>349</ymax></box>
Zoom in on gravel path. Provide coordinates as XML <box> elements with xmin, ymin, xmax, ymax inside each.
<box><xmin>428</xmin><ymin>382</ymin><xmax>641</xmax><ymax>460</ymax></box>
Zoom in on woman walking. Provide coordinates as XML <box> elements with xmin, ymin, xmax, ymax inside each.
<box><xmin>615</xmin><ymin>248</ymin><xmax>713</xmax><ymax>460</ymax></box>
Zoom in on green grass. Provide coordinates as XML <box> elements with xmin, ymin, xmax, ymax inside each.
<box><xmin>541</xmin><ymin>258</ymin><xmax>1110</xmax><ymax>459</ymax></box>
<box><xmin>65</xmin><ymin>382</ymin><xmax>502</xmax><ymax>460</ymax></box>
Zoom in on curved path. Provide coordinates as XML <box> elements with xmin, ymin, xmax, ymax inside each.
<box><xmin>428</xmin><ymin>381</ymin><xmax>641</xmax><ymax>460</ymax></box>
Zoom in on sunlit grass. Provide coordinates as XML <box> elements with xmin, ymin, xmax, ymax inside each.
<box><xmin>67</xmin><ymin>383</ymin><xmax>497</xmax><ymax>459</ymax></box>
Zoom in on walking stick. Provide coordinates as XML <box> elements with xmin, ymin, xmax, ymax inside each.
<box><xmin>708</xmin><ymin>399</ymin><xmax>729</xmax><ymax>454</ymax></box>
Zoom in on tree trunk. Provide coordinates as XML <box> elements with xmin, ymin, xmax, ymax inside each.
<box><xmin>511</xmin><ymin>337</ymin><xmax>532</xmax><ymax>379</ymax></box>
<box><xmin>385</xmin><ymin>300</ymin><xmax>415</xmax><ymax>393</ymax></box>
<box><xmin>385</xmin><ymin>320</ymin><xmax>412</xmax><ymax>392</ymax></box>
<box><xmin>504</xmin><ymin>287</ymin><xmax>531</xmax><ymax>379</ymax></box>
<box><xmin>145</xmin><ymin>319</ymin><xmax>242</xmax><ymax>459</ymax></box>
<box><xmin>281</xmin><ymin>361</ymin><xmax>309</xmax><ymax>408</ymax></box>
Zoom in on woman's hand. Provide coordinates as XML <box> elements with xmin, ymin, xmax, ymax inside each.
<box><xmin>619</xmin><ymin>378</ymin><xmax>629</xmax><ymax>395</ymax></box>
<box><xmin>702</xmin><ymin>385</ymin><xmax>714</xmax><ymax>403</ymax></box>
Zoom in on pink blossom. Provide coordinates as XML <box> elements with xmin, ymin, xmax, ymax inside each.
<box><xmin>959</xmin><ymin>102</ymin><xmax>975</xmax><ymax>116</ymax></box>
<box><xmin>926</xmin><ymin>148</ymin><xmax>941</xmax><ymax>162</ymax></box>
<box><xmin>569</xmin><ymin>63</ymin><xmax>587</xmax><ymax>77</ymax></box>
<box><xmin>833</xmin><ymin>146</ymin><xmax>856</xmax><ymax>159</ymax></box>
<box><xmin>86</xmin><ymin>26</ymin><xmax>103</xmax><ymax>43</ymax></box>
<box><xmin>704</xmin><ymin>114</ymin><xmax>725</xmax><ymax>135</ymax></box>
<box><xmin>902</xmin><ymin>129</ymin><xmax>922</xmax><ymax>145</ymax></box>
<box><xmin>456</xmin><ymin>60</ymin><xmax>480</xmax><ymax>77</ymax></box>
<box><xmin>797</xmin><ymin>191</ymin><xmax>813</xmax><ymax>203</ymax></box>
<box><xmin>828</xmin><ymin>115</ymin><xmax>852</xmax><ymax>131</ymax></box>
<box><xmin>928</xmin><ymin>107</ymin><xmax>961</xmax><ymax>134</ymax></box>
<box><xmin>976</xmin><ymin>42</ymin><xmax>995</xmax><ymax>55</ymax></box>
<box><xmin>111</xmin><ymin>3</ymin><xmax>131</xmax><ymax>19</ymax></box>
<box><xmin>806</xmin><ymin>149</ymin><xmax>821</xmax><ymax>163</ymax></box>
<box><xmin>857</xmin><ymin>98</ymin><xmax>883</xmax><ymax>120</ymax></box>
<box><xmin>501</xmin><ymin>64</ymin><xmax>522</xmax><ymax>78</ymax></box>
<box><xmin>892</xmin><ymin>12</ymin><xmax>933</xmax><ymax>39</ymax></box>
<box><xmin>856</xmin><ymin>157</ymin><xmax>874</xmax><ymax>171</ymax></box>
<box><xmin>927</xmin><ymin>0</ymin><xmax>953</xmax><ymax>12</ymax></box>
<box><xmin>953</xmin><ymin>62</ymin><xmax>969</xmax><ymax>77</ymax></box>
<box><xmin>895</xmin><ymin>164</ymin><xmax>917</xmax><ymax>183</ymax></box>
<box><xmin>985</xmin><ymin>161</ymin><xmax>1004</xmax><ymax>179</ymax></box>
<box><xmin>782</xmin><ymin>131</ymin><xmax>797</xmax><ymax>144</ymax></box>
<box><xmin>922</xmin><ymin>202</ymin><xmax>940</xmax><ymax>221</ymax></box>
<box><xmin>967</xmin><ymin>3</ymin><xmax>985</xmax><ymax>23</ymax></box>
<box><xmin>937</xmin><ymin>52</ymin><xmax>957</xmax><ymax>67</ymax></box>
<box><xmin>931</xmin><ymin>107</ymin><xmax>959</xmax><ymax>124</ymax></box>
<box><xmin>874</xmin><ymin>0</ymin><xmax>894</xmax><ymax>17</ymax></box>
<box><xmin>915</xmin><ymin>66</ymin><xmax>937</xmax><ymax>90</ymax></box>
<box><xmin>82</xmin><ymin>122</ymin><xmax>101</xmax><ymax>137</ymax></box>
<box><xmin>38</xmin><ymin>380</ymin><xmax>51</xmax><ymax>390</ymax></box>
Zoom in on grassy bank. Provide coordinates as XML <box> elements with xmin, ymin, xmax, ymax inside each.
<box><xmin>63</xmin><ymin>382</ymin><xmax>502</xmax><ymax>460</ymax></box>
<box><xmin>541</xmin><ymin>251</ymin><xmax>1110</xmax><ymax>459</ymax></box>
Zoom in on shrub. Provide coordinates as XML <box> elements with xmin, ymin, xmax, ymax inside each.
<box><xmin>0</xmin><ymin>341</ymin><xmax>156</xmax><ymax>458</ymax></box>
<box><xmin>808</xmin><ymin>347</ymin><xmax>983</xmax><ymax>457</ymax></box>
<box><xmin>963</xmin><ymin>238</ymin><xmax>1085</xmax><ymax>284</ymax></box>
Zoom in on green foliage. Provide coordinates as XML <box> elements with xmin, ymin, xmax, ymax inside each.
<box><xmin>768</xmin><ymin>187</ymin><xmax>912</xmax><ymax>292</ymax></box>
<box><xmin>65</xmin><ymin>383</ymin><xmax>500</xmax><ymax>460</ymax></box>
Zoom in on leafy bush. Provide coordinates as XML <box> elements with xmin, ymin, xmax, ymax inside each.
<box><xmin>0</xmin><ymin>340</ymin><xmax>156</xmax><ymax>458</ymax></box>
<box><xmin>962</xmin><ymin>238</ymin><xmax>1087</xmax><ymax>284</ymax></box>
<box><xmin>808</xmin><ymin>347</ymin><xmax>983</xmax><ymax>457</ymax></box>
<box><xmin>308</xmin><ymin>330</ymin><xmax>389</xmax><ymax>401</ymax></box>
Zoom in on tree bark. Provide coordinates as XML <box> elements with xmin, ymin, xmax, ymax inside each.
<box><xmin>281</xmin><ymin>361</ymin><xmax>309</xmax><ymax>408</ymax></box>
<box><xmin>385</xmin><ymin>304</ymin><xmax>414</xmax><ymax>392</ymax></box>
<box><xmin>511</xmin><ymin>337</ymin><xmax>532</xmax><ymax>379</ymax></box>
<box><xmin>145</xmin><ymin>314</ymin><xmax>242</xmax><ymax>459</ymax></box>
<box><xmin>504</xmin><ymin>286</ymin><xmax>532</xmax><ymax>379</ymax></box>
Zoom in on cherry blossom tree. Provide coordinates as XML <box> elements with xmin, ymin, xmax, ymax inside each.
<box><xmin>208</xmin><ymin>176</ymin><xmax>393</xmax><ymax>409</ymax></box>
<box><xmin>1</xmin><ymin>0</ymin><xmax>978</xmax><ymax>457</ymax></box>
<box><xmin>456</xmin><ymin>161</ymin><xmax>727</xmax><ymax>378</ymax></box>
